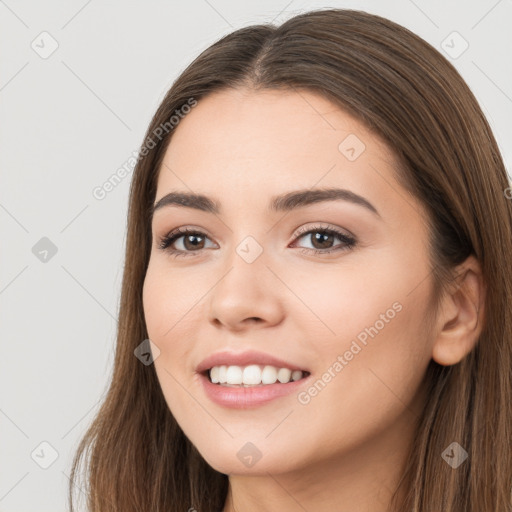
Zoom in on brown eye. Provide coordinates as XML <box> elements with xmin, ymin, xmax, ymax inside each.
<box><xmin>293</xmin><ymin>226</ymin><xmax>356</xmax><ymax>254</ymax></box>
<box><xmin>309</xmin><ymin>231</ymin><xmax>336</xmax><ymax>249</ymax></box>
<box><xmin>181</xmin><ymin>233</ymin><xmax>206</xmax><ymax>251</ymax></box>
<box><xmin>158</xmin><ymin>228</ymin><xmax>216</xmax><ymax>256</ymax></box>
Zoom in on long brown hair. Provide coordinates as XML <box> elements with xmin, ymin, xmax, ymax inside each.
<box><xmin>68</xmin><ymin>8</ymin><xmax>512</xmax><ymax>511</ymax></box>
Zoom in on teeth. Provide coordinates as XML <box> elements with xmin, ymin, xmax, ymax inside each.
<box><xmin>208</xmin><ymin>364</ymin><xmax>307</xmax><ymax>386</ymax></box>
<box><xmin>262</xmin><ymin>365</ymin><xmax>277</xmax><ymax>384</ymax></box>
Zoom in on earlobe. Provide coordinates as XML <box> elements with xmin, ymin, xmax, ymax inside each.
<box><xmin>431</xmin><ymin>255</ymin><xmax>486</xmax><ymax>366</ymax></box>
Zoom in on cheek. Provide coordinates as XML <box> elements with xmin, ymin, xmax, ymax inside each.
<box><xmin>287</xmin><ymin>259</ymin><xmax>425</xmax><ymax>353</ymax></box>
<box><xmin>142</xmin><ymin>263</ymin><xmax>205</xmax><ymax>421</ymax></box>
<box><xmin>142</xmin><ymin>261</ymin><xmax>203</xmax><ymax>340</ymax></box>
<box><xmin>291</xmin><ymin>257</ymin><xmax>434</xmax><ymax>409</ymax></box>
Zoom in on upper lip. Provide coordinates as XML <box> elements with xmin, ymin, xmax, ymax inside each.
<box><xmin>196</xmin><ymin>350</ymin><xmax>309</xmax><ymax>374</ymax></box>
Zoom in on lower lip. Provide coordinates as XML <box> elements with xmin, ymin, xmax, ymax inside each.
<box><xmin>198</xmin><ymin>372</ymin><xmax>311</xmax><ymax>408</ymax></box>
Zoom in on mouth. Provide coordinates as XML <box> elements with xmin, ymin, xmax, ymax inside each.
<box><xmin>195</xmin><ymin>350</ymin><xmax>312</xmax><ymax>407</ymax></box>
<box><xmin>198</xmin><ymin>365</ymin><xmax>312</xmax><ymax>408</ymax></box>
<box><xmin>201</xmin><ymin>364</ymin><xmax>311</xmax><ymax>387</ymax></box>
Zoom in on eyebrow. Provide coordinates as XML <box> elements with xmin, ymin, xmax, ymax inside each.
<box><xmin>152</xmin><ymin>187</ymin><xmax>380</xmax><ymax>218</ymax></box>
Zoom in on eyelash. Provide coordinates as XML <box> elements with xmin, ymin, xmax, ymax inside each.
<box><xmin>157</xmin><ymin>224</ymin><xmax>357</xmax><ymax>259</ymax></box>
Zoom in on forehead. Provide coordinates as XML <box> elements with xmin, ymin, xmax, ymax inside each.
<box><xmin>154</xmin><ymin>88</ymin><xmax>420</xmax><ymax>221</ymax></box>
<box><xmin>162</xmin><ymin>87</ymin><xmax>392</xmax><ymax>164</ymax></box>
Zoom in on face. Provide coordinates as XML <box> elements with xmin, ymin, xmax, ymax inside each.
<box><xmin>142</xmin><ymin>88</ymin><xmax>436</xmax><ymax>476</ymax></box>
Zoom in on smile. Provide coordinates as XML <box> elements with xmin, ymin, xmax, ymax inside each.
<box><xmin>199</xmin><ymin>366</ymin><xmax>312</xmax><ymax>408</ymax></box>
<box><xmin>208</xmin><ymin>364</ymin><xmax>309</xmax><ymax>386</ymax></box>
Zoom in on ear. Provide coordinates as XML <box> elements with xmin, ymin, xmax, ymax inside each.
<box><xmin>432</xmin><ymin>255</ymin><xmax>486</xmax><ymax>366</ymax></box>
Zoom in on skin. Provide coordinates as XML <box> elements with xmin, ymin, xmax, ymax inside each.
<box><xmin>142</xmin><ymin>88</ymin><xmax>485</xmax><ymax>512</ymax></box>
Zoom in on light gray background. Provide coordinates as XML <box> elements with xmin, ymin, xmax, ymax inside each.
<box><xmin>1</xmin><ymin>1</ymin><xmax>510</xmax><ymax>510</ymax></box>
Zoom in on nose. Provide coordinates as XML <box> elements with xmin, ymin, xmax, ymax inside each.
<box><xmin>207</xmin><ymin>249</ymin><xmax>286</xmax><ymax>332</ymax></box>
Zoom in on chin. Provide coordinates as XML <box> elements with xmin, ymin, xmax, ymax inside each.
<box><xmin>191</xmin><ymin>437</ymin><xmax>306</xmax><ymax>476</ymax></box>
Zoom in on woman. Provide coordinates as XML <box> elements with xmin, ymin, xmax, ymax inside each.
<box><xmin>69</xmin><ymin>8</ymin><xmax>512</xmax><ymax>511</ymax></box>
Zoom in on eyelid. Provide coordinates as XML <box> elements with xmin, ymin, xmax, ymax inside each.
<box><xmin>291</xmin><ymin>222</ymin><xmax>354</xmax><ymax>241</ymax></box>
